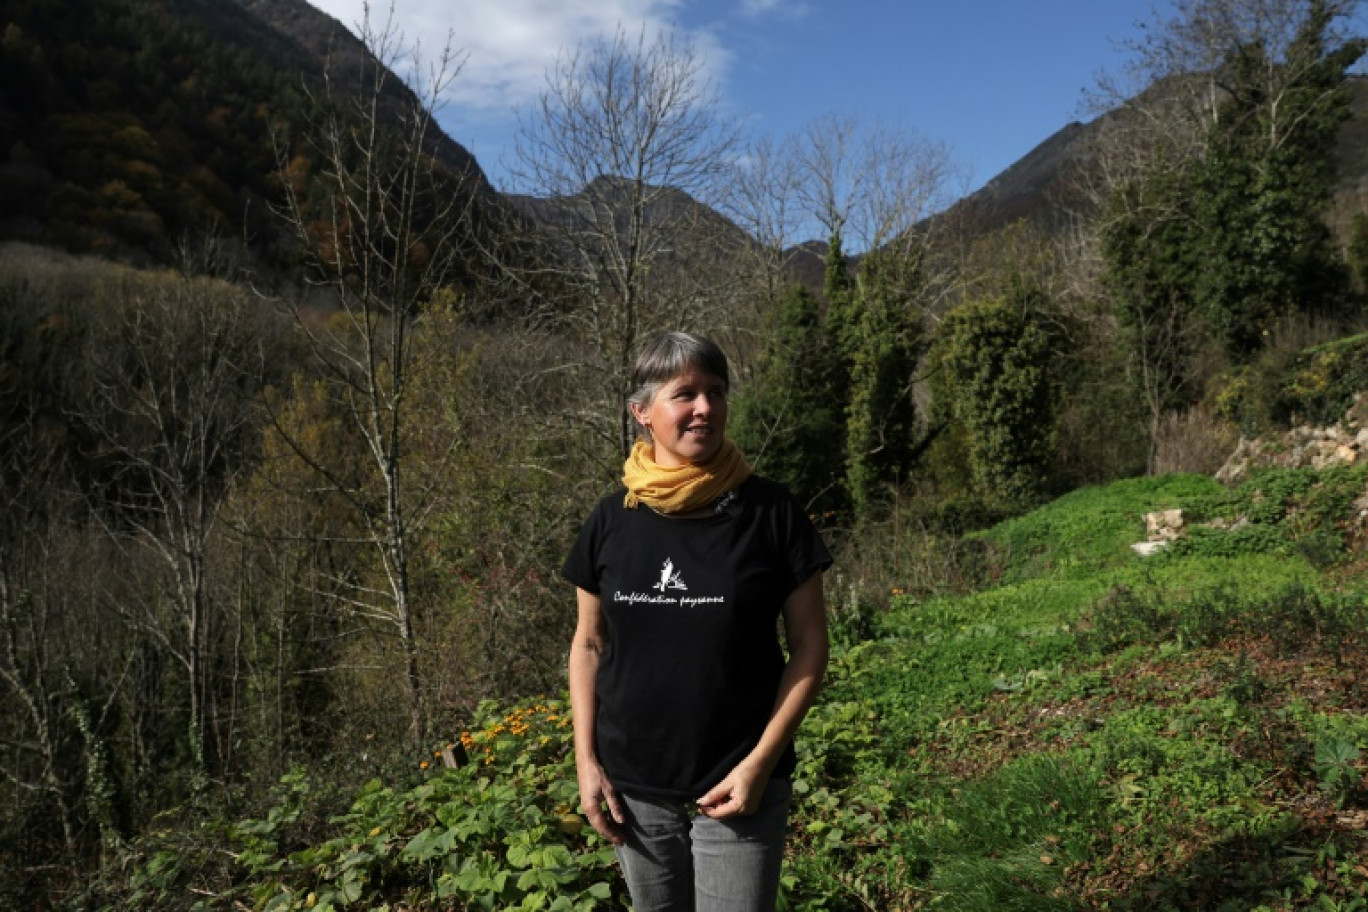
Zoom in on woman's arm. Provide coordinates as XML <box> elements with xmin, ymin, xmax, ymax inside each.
<box><xmin>568</xmin><ymin>587</ymin><xmax>626</xmax><ymax>844</ymax></box>
<box><xmin>698</xmin><ymin>571</ymin><xmax>829</xmax><ymax>818</ymax></box>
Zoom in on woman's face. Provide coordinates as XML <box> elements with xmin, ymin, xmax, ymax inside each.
<box><xmin>631</xmin><ymin>365</ymin><xmax>728</xmax><ymax>468</ymax></box>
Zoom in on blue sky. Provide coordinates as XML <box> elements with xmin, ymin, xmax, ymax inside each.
<box><xmin>306</xmin><ymin>1</ymin><xmax>1170</xmax><ymax>196</ymax></box>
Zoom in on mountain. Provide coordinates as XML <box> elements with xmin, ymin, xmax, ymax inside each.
<box><xmin>2</xmin><ymin>1</ymin><xmax>1365</xmax><ymax>280</ymax></box>
<box><xmin>0</xmin><ymin>0</ymin><xmax>492</xmax><ymax>272</ymax></box>
<box><xmin>943</xmin><ymin>121</ymin><xmax>1094</xmax><ymax>236</ymax></box>
<box><xmin>941</xmin><ymin>75</ymin><xmax>1368</xmax><ymax>240</ymax></box>
<box><xmin>229</xmin><ymin>0</ymin><xmax>489</xmax><ymax>187</ymax></box>
<box><xmin>504</xmin><ymin>174</ymin><xmax>750</xmax><ymax>250</ymax></box>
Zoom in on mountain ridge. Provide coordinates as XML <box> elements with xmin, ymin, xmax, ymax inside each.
<box><xmin>2</xmin><ymin>1</ymin><xmax>1365</xmax><ymax>274</ymax></box>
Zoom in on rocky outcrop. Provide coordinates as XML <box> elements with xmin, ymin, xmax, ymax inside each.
<box><xmin>1131</xmin><ymin>509</ymin><xmax>1187</xmax><ymax>556</ymax></box>
<box><xmin>1216</xmin><ymin>393</ymin><xmax>1368</xmax><ymax>485</ymax></box>
<box><xmin>1132</xmin><ymin>393</ymin><xmax>1368</xmax><ymax>557</ymax></box>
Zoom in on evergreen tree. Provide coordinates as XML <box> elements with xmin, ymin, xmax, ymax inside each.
<box><xmin>730</xmin><ymin>284</ymin><xmax>845</xmax><ymax>513</ymax></box>
<box><xmin>741</xmin><ymin>231</ymin><xmax>926</xmax><ymax>522</ymax></box>
<box><xmin>1101</xmin><ymin>159</ymin><xmax>1204</xmax><ymax>471</ymax></box>
<box><xmin>1346</xmin><ymin>211</ymin><xmax>1368</xmax><ymax>295</ymax></box>
<box><xmin>822</xmin><ymin>228</ymin><xmax>858</xmax><ymax>400</ymax></box>
<box><xmin>843</xmin><ymin>249</ymin><xmax>923</xmax><ymax>522</ymax></box>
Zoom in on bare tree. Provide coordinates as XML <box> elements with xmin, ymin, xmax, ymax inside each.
<box><xmin>509</xmin><ymin>25</ymin><xmax>743</xmax><ymax>460</ymax></box>
<box><xmin>705</xmin><ymin>134</ymin><xmax>819</xmax><ymax>380</ymax></box>
<box><xmin>81</xmin><ymin>278</ymin><xmax>263</xmax><ymax>772</ymax></box>
<box><xmin>269</xmin><ymin>7</ymin><xmax>476</xmax><ymax>740</ymax></box>
<box><xmin>795</xmin><ymin>113</ymin><xmax>957</xmax><ymax>260</ymax></box>
<box><xmin>718</xmin><ymin>134</ymin><xmax>808</xmax><ymax>300</ymax></box>
<box><xmin>0</xmin><ymin>468</ymin><xmax>79</xmax><ymax>861</ymax></box>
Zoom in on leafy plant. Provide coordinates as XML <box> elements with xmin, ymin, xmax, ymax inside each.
<box><xmin>230</xmin><ymin>698</ymin><xmax>625</xmax><ymax>911</ymax></box>
<box><xmin>1312</xmin><ymin>738</ymin><xmax>1361</xmax><ymax>806</ymax></box>
<box><xmin>927</xmin><ymin>755</ymin><xmax>1106</xmax><ymax>911</ymax></box>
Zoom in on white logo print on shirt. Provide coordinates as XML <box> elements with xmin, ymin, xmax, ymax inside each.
<box><xmin>654</xmin><ymin>558</ymin><xmax>687</xmax><ymax>592</ymax></box>
<box><xmin>612</xmin><ymin>558</ymin><xmax>722</xmax><ymax>608</ymax></box>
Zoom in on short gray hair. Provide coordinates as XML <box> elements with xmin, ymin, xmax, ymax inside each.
<box><xmin>627</xmin><ymin>332</ymin><xmax>730</xmax><ymax>439</ymax></box>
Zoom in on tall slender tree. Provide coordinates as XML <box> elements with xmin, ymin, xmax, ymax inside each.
<box><xmin>843</xmin><ymin>250</ymin><xmax>924</xmax><ymax>522</ymax></box>
<box><xmin>1101</xmin><ymin>158</ymin><xmax>1206</xmax><ymax>472</ymax></box>
<box><xmin>510</xmin><ymin>26</ymin><xmax>742</xmax><ymax>464</ymax></box>
<box><xmin>270</xmin><ymin>9</ymin><xmax>477</xmax><ymax>740</ymax></box>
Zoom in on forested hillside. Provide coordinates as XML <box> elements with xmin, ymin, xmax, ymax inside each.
<box><xmin>3</xmin><ymin>1</ymin><xmax>1368</xmax><ymax>909</ymax></box>
<box><xmin>943</xmin><ymin>74</ymin><xmax>1368</xmax><ymax>240</ymax></box>
<box><xmin>0</xmin><ymin>0</ymin><xmax>495</xmax><ymax>275</ymax></box>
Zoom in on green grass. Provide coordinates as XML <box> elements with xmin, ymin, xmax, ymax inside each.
<box><xmin>785</xmin><ymin>466</ymin><xmax>1368</xmax><ymax>910</ymax></box>
<box><xmin>976</xmin><ymin>473</ymin><xmax>1226</xmax><ymax>582</ymax></box>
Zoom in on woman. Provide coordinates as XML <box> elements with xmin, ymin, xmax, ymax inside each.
<box><xmin>562</xmin><ymin>331</ymin><xmax>832</xmax><ymax>911</ymax></box>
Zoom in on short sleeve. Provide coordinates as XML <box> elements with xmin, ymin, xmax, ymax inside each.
<box><xmin>561</xmin><ymin>496</ymin><xmax>610</xmax><ymax>593</ymax></box>
<box><xmin>772</xmin><ymin>484</ymin><xmax>833</xmax><ymax>593</ymax></box>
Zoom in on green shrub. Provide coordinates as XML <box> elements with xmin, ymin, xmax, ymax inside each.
<box><xmin>1280</xmin><ymin>333</ymin><xmax>1368</xmax><ymax>427</ymax></box>
<box><xmin>228</xmin><ymin>698</ymin><xmax>625</xmax><ymax>912</ymax></box>
<box><xmin>1217</xmin><ymin>332</ymin><xmax>1368</xmax><ymax>432</ymax></box>
<box><xmin>1083</xmin><ymin>578</ymin><xmax>1367</xmax><ymax>661</ymax></box>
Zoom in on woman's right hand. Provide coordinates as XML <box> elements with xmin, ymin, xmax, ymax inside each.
<box><xmin>576</xmin><ymin>756</ymin><xmax>627</xmax><ymax>845</ymax></box>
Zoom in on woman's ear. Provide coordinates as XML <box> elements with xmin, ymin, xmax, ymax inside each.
<box><xmin>628</xmin><ymin>401</ymin><xmax>649</xmax><ymax>429</ymax></box>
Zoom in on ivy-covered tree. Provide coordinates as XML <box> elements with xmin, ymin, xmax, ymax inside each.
<box><xmin>1349</xmin><ymin>211</ymin><xmax>1368</xmax><ymax>294</ymax></box>
<box><xmin>822</xmin><ymin>228</ymin><xmax>858</xmax><ymax>406</ymax></box>
<box><xmin>935</xmin><ymin>285</ymin><xmax>1056</xmax><ymax>507</ymax></box>
<box><xmin>739</xmin><ymin>232</ymin><xmax>926</xmax><ymax>522</ymax></box>
<box><xmin>1189</xmin><ymin>1</ymin><xmax>1365</xmax><ymax>355</ymax></box>
<box><xmin>843</xmin><ymin>250</ymin><xmax>924</xmax><ymax>522</ymax></box>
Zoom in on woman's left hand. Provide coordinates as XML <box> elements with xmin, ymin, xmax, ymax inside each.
<box><xmin>696</xmin><ymin>763</ymin><xmax>769</xmax><ymax>819</ymax></box>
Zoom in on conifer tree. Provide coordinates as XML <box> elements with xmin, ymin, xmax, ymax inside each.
<box><xmin>1348</xmin><ymin>212</ymin><xmax>1368</xmax><ymax>294</ymax></box>
<box><xmin>823</xmin><ymin>228</ymin><xmax>858</xmax><ymax>399</ymax></box>
<box><xmin>1101</xmin><ymin>159</ymin><xmax>1204</xmax><ymax>471</ymax></box>
<box><xmin>730</xmin><ymin>284</ymin><xmax>845</xmax><ymax>513</ymax></box>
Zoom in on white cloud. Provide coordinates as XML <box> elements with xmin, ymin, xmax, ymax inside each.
<box><xmin>740</xmin><ymin>0</ymin><xmax>781</xmax><ymax>15</ymax></box>
<box><xmin>739</xmin><ymin>0</ymin><xmax>810</xmax><ymax>21</ymax></box>
<box><xmin>306</xmin><ymin>0</ymin><xmax>721</xmax><ymax>115</ymax></box>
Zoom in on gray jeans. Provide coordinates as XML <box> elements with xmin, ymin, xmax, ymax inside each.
<box><xmin>614</xmin><ymin>778</ymin><xmax>792</xmax><ymax>912</ymax></box>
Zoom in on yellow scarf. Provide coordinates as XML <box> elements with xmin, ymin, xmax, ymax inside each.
<box><xmin>622</xmin><ymin>438</ymin><xmax>752</xmax><ymax>514</ymax></box>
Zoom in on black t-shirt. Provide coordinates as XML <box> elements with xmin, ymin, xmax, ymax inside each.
<box><xmin>562</xmin><ymin>475</ymin><xmax>832</xmax><ymax>800</ymax></box>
